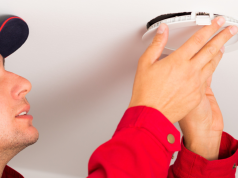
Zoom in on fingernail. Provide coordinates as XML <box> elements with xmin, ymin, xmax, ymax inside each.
<box><xmin>220</xmin><ymin>46</ymin><xmax>225</xmax><ymax>53</ymax></box>
<box><xmin>157</xmin><ymin>23</ymin><xmax>165</xmax><ymax>34</ymax></box>
<box><xmin>230</xmin><ymin>25</ymin><xmax>238</xmax><ymax>35</ymax></box>
<box><xmin>217</xmin><ymin>17</ymin><xmax>226</xmax><ymax>26</ymax></box>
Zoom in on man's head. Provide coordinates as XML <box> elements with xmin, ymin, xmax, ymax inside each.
<box><xmin>0</xmin><ymin>54</ymin><xmax>38</xmax><ymax>156</ymax></box>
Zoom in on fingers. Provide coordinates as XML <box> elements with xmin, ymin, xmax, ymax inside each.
<box><xmin>193</xmin><ymin>24</ymin><xmax>237</xmax><ymax>72</ymax></box>
<box><xmin>171</xmin><ymin>16</ymin><xmax>226</xmax><ymax>62</ymax></box>
<box><xmin>200</xmin><ymin>48</ymin><xmax>224</xmax><ymax>84</ymax></box>
<box><xmin>139</xmin><ymin>23</ymin><xmax>169</xmax><ymax>68</ymax></box>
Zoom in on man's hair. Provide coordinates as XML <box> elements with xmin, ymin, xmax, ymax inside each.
<box><xmin>3</xmin><ymin>57</ymin><xmax>5</xmax><ymax>67</ymax></box>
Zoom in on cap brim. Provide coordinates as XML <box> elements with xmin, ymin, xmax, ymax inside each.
<box><xmin>0</xmin><ymin>15</ymin><xmax>29</xmax><ymax>58</ymax></box>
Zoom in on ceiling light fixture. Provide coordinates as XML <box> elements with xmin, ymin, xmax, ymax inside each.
<box><xmin>142</xmin><ymin>12</ymin><xmax>238</xmax><ymax>54</ymax></box>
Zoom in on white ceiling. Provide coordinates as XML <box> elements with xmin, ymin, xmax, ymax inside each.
<box><xmin>0</xmin><ymin>0</ymin><xmax>237</xmax><ymax>177</ymax></box>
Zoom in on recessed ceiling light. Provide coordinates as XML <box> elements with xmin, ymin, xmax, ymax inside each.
<box><xmin>142</xmin><ymin>12</ymin><xmax>238</xmax><ymax>54</ymax></box>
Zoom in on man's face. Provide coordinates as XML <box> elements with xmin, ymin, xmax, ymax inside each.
<box><xmin>0</xmin><ymin>55</ymin><xmax>38</xmax><ymax>151</ymax></box>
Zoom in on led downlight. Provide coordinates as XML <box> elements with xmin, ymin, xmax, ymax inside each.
<box><xmin>142</xmin><ymin>11</ymin><xmax>238</xmax><ymax>55</ymax></box>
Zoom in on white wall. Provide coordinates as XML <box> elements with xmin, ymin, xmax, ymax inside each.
<box><xmin>0</xmin><ymin>0</ymin><xmax>235</xmax><ymax>177</ymax></box>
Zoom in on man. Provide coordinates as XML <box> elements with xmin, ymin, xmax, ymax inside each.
<box><xmin>0</xmin><ymin>14</ymin><xmax>236</xmax><ymax>178</ymax></box>
<box><xmin>88</xmin><ymin>16</ymin><xmax>238</xmax><ymax>177</ymax></box>
<box><xmin>0</xmin><ymin>16</ymin><xmax>39</xmax><ymax>178</ymax></box>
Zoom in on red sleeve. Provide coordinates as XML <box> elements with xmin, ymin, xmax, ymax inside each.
<box><xmin>87</xmin><ymin>106</ymin><xmax>181</xmax><ymax>178</ymax></box>
<box><xmin>168</xmin><ymin>131</ymin><xmax>238</xmax><ymax>178</ymax></box>
<box><xmin>87</xmin><ymin>106</ymin><xmax>238</xmax><ymax>178</ymax></box>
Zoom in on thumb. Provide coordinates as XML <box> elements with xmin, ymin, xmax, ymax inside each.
<box><xmin>207</xmin><ymin>75</ymin><xmax>213</xmax><ymax>87</ymax></box>
<box><xmin>201</xmin><ymin>80</ymin><xmax>208</xmax><ymax>98</ymax></box>
<box><xmin>139</xmin><ymin>23</ymin><xmax>169</xmax><ymax>68</ymax></box>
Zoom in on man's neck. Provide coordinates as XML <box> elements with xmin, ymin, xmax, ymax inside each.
<box><xmin>0</xmin><ymin>149</ymin><xmax>21</xmax><ymax>177</ymax></box>
<box><xmin>0</xmin><ymin>163</ymin><xmax>6</xmax><ymax>177</ymax></box>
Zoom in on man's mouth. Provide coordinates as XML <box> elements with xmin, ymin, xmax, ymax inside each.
<box><xmin>16</xmin><ymin>111</ymin><xmax>27</xmax><ymax>117</ymax></box>
<box><xmin>15</xmin><ymin>105</ymin><xmax>32</xmax><ymax>119</ymax></box>
<box><xmin>15</xmin><ymin>105</ymin><xmax>30</xmax><ymax>117</ymax></box>
<box><xmin>15</xmin><ymin>114</ymin><xmax>33</xmax><ymax>120</ymax></box>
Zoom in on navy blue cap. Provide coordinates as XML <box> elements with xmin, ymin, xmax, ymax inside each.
<box><xmin>0</xmin><ymin>15</ymin><xmax>29</xmax><ymax>58</ymax></box>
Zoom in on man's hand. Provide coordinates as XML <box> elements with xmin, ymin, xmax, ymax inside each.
<box><xmin>178</xmin><ymin>74</ymin><xmax>223</xmax><ymax>160</ymax></box>
<box><xmin>128</xmin><ymin>16</ymin><xmax>236</xmax><ymax>124</ymax></box>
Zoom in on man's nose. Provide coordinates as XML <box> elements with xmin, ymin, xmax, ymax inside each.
<box><xmin>11</xmin><ymin>74</ymin><xmax>32</xmax><ymax>100</ymax></box>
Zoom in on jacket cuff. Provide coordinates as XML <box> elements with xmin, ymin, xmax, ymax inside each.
<box><xmin>112</xmin><ymin>106</ymin><xmax>181</xmax><ymax>152</ymax></box>
<box><xmin>172</xmin><ymin>131</ymin><xmax>238</xmax><ymax>177</ymax></box>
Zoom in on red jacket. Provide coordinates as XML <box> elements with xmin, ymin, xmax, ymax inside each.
<box><xmin>2</xmin><ymin>165</ymin><xmax>24</xmax><ymax>178</ymax></box>
<box><xmin>88</xmin><ymin>106</ymin><xmax>238</xmax><ymax>178</ymax></box>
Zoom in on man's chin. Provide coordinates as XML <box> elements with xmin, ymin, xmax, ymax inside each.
<box><xmin>16</xmin><ymin>126</ymin><xmax>39</xmax><ymax>149</ymax></box>
<box><xmin>26</xmin><ymin>127</ymin><xmax>39</xmax><ymax>146</ymax></box>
